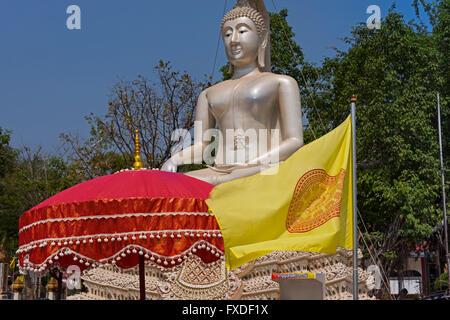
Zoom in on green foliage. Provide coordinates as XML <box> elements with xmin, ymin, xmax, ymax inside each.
<box><xmin>382</xmin><ymin>251</ymin><xmax>399</xmax><ymax>262</ymax></box>
<box><xmin>0</xmin><ymin>127</ymin><xmax>15</xmax><ymax>179</ymax></box>
<box><xmin>0</xmin><ymin>147</ymin><xmax>80</xmax><ymax>251</ymax></box>
<box><xmin>434</xmin><ymin>271</ymin><xmax>449</xmax><ymax>291</ymax></box>
<box><xmin>412</xmin><ymin>0</ymin><xmax>441</xmax><ymax>26</ymax></box>
<box><xmin>0</xmin><ymin>128</ymin><xmax>17</xmax><ymax>246</ymax></box>
<box><xmin>219</xmin><ymin>6</ymin><xmax>448</xmax><ymax>278</ymax></box>
<box><xmin>269</xmin><ymin>9</ymin><xmax>306</xmax><ymax>80</ymax></box>
<box><xmin>435</xmin><ymin>1</ymin><xmax>450</xmax><ymax>185</ymax></box>
<box><xmin>178</xmin><ymin>164</ymin><xmax>208</xmax><ymax>173</ymax></box>
<box><xmin>220</xmin><ymin>64</ymin><xmax>232</xmax><ymax>81</ymax></box>
<box><xmin>0</xmin><ymin>1</ymin><xmax>447</xmax><ymax>283</ymax></box>
<box><xmin>308</xmin><ymin>9</ymin><xmax>447</xmax><ymax>276</ymax></box>
<box><xmin>61</xmin><ymin>61</ymin><xmax>210</xmax><ymax>179</ymax></box>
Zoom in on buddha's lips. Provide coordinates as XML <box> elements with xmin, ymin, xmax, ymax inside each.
<box><xmin>231</xmin><ymin>46</ymin><xmax>242</xmax><ymax>54</ymax></box>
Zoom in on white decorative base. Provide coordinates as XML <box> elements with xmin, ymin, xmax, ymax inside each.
<box><xmin>68</xmin><ymin>249</ymin><xmax>375</xmax><ymax>300</ymax></box>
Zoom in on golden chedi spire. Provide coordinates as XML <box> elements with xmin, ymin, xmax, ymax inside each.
<box><xmin>45</xmin><ymin>277</ymin><xmax>58</xmax><ymax>292</ymax></box>
<box><xmin>11</xmin><ymin>276</ymin><xmax>24</xmax><ymax>293</ymax></box>
<box><xmin>133</xmin><ymin>130</ymin><xmax>143</xmax><ymax>170</ymax></box>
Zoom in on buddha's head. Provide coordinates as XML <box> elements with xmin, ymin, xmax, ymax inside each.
<box><xmin>221</xmin><ymin>0</ymin><xmax>270</xmax><ymax>73</ymax></box>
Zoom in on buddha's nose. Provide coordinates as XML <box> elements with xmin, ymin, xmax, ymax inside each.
<box><xmin>231</xmin><ymin>30</ymin><xmax>240</xmax><ymax>43</ymax></box>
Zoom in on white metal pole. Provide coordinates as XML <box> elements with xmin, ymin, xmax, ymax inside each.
<box><xmin>351</xmin><ymin>95</ymin><xmax>358</xmax><ymax>300</ymax></box>
<box><xmin>437</xmin><ymin>92</ymin><xmax>450</xmax><ymax>293</ymax></box>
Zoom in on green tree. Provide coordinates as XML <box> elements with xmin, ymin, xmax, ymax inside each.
<box><xmin>414</xmin><ymin>0</ymin><xmax>450</xmax><ymax>166</ymax></box>
<box><xmin>434</xmin><ymin>270</ymin><xmax>449</xmax><ymax>291</ymax></box>
<box><xmin>434</xmin><ymin>1</ymin><xmax>450</xmax><ymax>179</ymax></box>
<box><xmin>0</xmin><ymin>146</ymin><xmax>79</xmax><ymax>251</ymax></box>
<box><xmin>220</xmin><ymin>5</ymin><xmax>448</xmax><ymax>283</ymax></box>
<box><xmin>433</xmin><ymin>0</ymin><xmax>450</xmax><ymax>285</ymax></box>
<box><xmin>0</xmin><ymin>127</ymin><xmax>15</xmax><ymax>179</ymax></box>
<box><xmin>0</xmin><ymin>127</ymin><xmax>17</xmax><ymax>253</ymax></box>
<box><xmin>310</xmin><ymin>9</ymin><xmax>445</xmax><ymax>278</ymax></box>
<box><xmin>61</xmin><ymin>61</ymin><xmax>210</xmax><ymax>179</ymax></box>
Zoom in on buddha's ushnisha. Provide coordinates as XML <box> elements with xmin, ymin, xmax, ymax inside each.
<box><xmin>162</xmin><ymin>0</ymin><xmax>304</xmax><ymax>185</ymax></box>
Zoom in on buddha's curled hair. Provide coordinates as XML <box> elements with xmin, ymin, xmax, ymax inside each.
<box><xmin>221</xmin><ymin>6</ymin><xmax>268</xmax><ymax>38</ymax></box>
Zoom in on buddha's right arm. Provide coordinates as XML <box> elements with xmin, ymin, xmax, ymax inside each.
<box><xmin>163</xmin><ymin>90</ymin><xmax>215</xmax><ymax>168</ymax></box>
<box><xmin>168</xmin><ymin>142</ymin><xmax>206</xmax><ymax>166</ymax></box>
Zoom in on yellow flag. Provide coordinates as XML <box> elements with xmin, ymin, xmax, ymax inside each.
<box><xmin>9</xmin><ymin>256</ymin><xmax>15</xmax><ymax>269</ymax></box>
<box><xmin>206</xmin><ymin>116</ymin><xmax>354</xmax><ymax>270</ymax></box>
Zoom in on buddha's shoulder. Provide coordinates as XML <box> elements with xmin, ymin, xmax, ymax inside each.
<box><xmin>206</xmin><ymin>79</ymin><xmax>233</xmax><ymax>91</ymax></box>
<box><xmin>202</xmin><ymin>80</ymin><xmax>233</xmax><ymax>98</ymax></box>
<box><xmin>248</xmin><ymin>73</ymin><xmax>300</xmax><ymax>90</ymax></box>
<box><xmin>264</xmin><ymin>73</ymin><xmax>299</xmax><ymax>86</ymax></box>
<box><xmin>210</xmin><ymin>73</ymin><xmax>297</xmax><ymax>86</ymax></box>
<box><xmin>245</xmin><ymin>72</ymin><xmax>298</xmax><ymax>84</ymax></box>
<box><xmin>203</xmin><ymin>73</ymin><xmax>298</xmax><ymax>96</ymax></box>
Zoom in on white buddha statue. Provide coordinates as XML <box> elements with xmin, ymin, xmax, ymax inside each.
<box><xmin>162</xmin><ymin>0</ymin><xmax>304</xmax><ymax>185</ymax></box>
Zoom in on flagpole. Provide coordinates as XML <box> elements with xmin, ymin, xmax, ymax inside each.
<box><xmin>351</xmin><ymin>94</ymin><xmax>358</xmax><ymax>300</ymax></box>
<box><xmin>437</xmin><ymin>92</ymin><xmax>450</xmax><ymax>293</ymax></box>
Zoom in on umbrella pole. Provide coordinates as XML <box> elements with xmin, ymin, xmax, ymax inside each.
<box><xmin>138</xmin><ymin>255</ymin><xmax>146</xmax><ymax>300</ymax></box>
<box><xmin>56</xmin><ymin>271</ymin><xmax>63</xmax><ymax>300</ymax></box>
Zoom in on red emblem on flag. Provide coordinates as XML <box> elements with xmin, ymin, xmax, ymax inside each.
<box><xmin>286</xmin><ymin>169</ymin><xmax>346</xmax><ymax>233</ymax></box>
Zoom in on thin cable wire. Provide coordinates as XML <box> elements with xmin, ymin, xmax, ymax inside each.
<box><xmin>211</xmin><ymin>0</ymin><xmax>228</xmax><ymax>81</ymax></box>
<box><xmin>270</xmin><ymin>0</ymin><xmax>395</xmax><ymax>298</ymax></box>
<box><xmin>357</xmin><ymin>208</ymin><xmax>393</xmax><ymax>297</ymax></box>
<box><xmin>357</xmin><ymin>208</ymin><xmax>391</xmax><ymax>284</ymax></box>
<box><xmin>358</xmin><ymin>226</ymin><xmax>393</xmax><ymax>299</ymax></box>
<box><xmin>357</xmin><ymin>225</ymin><xmax>392</xmax><ymax>296</ymax></box>
<box><xmin>270</xmin><ymin>0</ymin><xmax>327</xmax><ymax>136</ymax></box>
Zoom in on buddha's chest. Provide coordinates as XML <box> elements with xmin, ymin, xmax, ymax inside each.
<box><xmin>207</xmin><ymin>79</ymin><xmax>278</xmax><ymax>121</ymax></box>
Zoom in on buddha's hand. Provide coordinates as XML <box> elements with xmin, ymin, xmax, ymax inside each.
<box><xmin>161</xmin><ymin>158</ymin><xmax>178</xmax><ymax>173</ymax></box>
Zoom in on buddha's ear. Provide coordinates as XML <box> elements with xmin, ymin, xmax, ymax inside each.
<box><xmin>258</xmin><ymin>31</ymin><xmax>269</xmax><ymax>69</ymax></box>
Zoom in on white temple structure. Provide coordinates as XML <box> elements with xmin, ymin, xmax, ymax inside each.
<box><xmin>68</xmin><ymin>249</ymin><xmax>375</xmax><ymax>300</ymax></box>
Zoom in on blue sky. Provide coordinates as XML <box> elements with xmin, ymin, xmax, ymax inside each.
<box><xmin>0</xmin><ymin>1</ymin><xmax>429</xmax><ymax>152</ymax></box>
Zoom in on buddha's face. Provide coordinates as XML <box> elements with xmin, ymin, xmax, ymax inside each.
<box><xmin>222</xmin><ymin>17</ymin><xmax>261</xmax><ymax>68</ymax></box>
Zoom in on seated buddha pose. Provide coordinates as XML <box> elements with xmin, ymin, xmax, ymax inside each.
<box><xmin>162</xmin><ymin>0</ymin><xmax>304</xmax><ymax>185</ymax></box>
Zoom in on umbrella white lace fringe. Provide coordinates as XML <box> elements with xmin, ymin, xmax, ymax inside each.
<box><xmin>18</xmin><ymin>228</ymin><xmax>222</xmax><ymax>252</ymax></box>
<box><xmin>19</xmin><ymin>240</ymin><xmax>224</xmax><ymax>275</ymax></box>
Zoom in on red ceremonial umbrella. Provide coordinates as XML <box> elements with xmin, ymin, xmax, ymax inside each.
<box><xmin>17</xmin><ymin>168</ymin><xmax>224</xmax><ymax>299</ymax></box>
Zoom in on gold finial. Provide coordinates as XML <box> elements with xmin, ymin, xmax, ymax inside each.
<box><xmin>350</xmin><ymin>94</ymin><xmax>357</xmax><ymax>103</ymax></box>
<box><xmin>133</xmin><ymin>130</ymin><xmax>143</xmax><ymax>170</ymax></box>
<box><xmin>45</xmin><ymin>277</ymin><xmax>58</xmax><ymax>292</ymax></box>
<box><xmin>12</xmin><ymin>276</ymin><xmax>24</xmax><ymax>293</ymax></box>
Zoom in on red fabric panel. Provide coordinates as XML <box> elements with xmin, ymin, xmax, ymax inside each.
<box><xmin>18</xmin><ymin>170</ymin><xmax>223</xmax><ymax>271</ymax></box>
<box><xmin>31</xmin><ymin>170</ymin><xmax>213</xmax><ymax>210</ymax></box>
<box><xmin>20</xmin><ymin>210</ymin><xmax>220</xmax><ymax>245</ymax></box>
<box><xmin>19</xmin><ymin>198</ymin><xmax>210</xmax><ymax>230</ymax></box>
